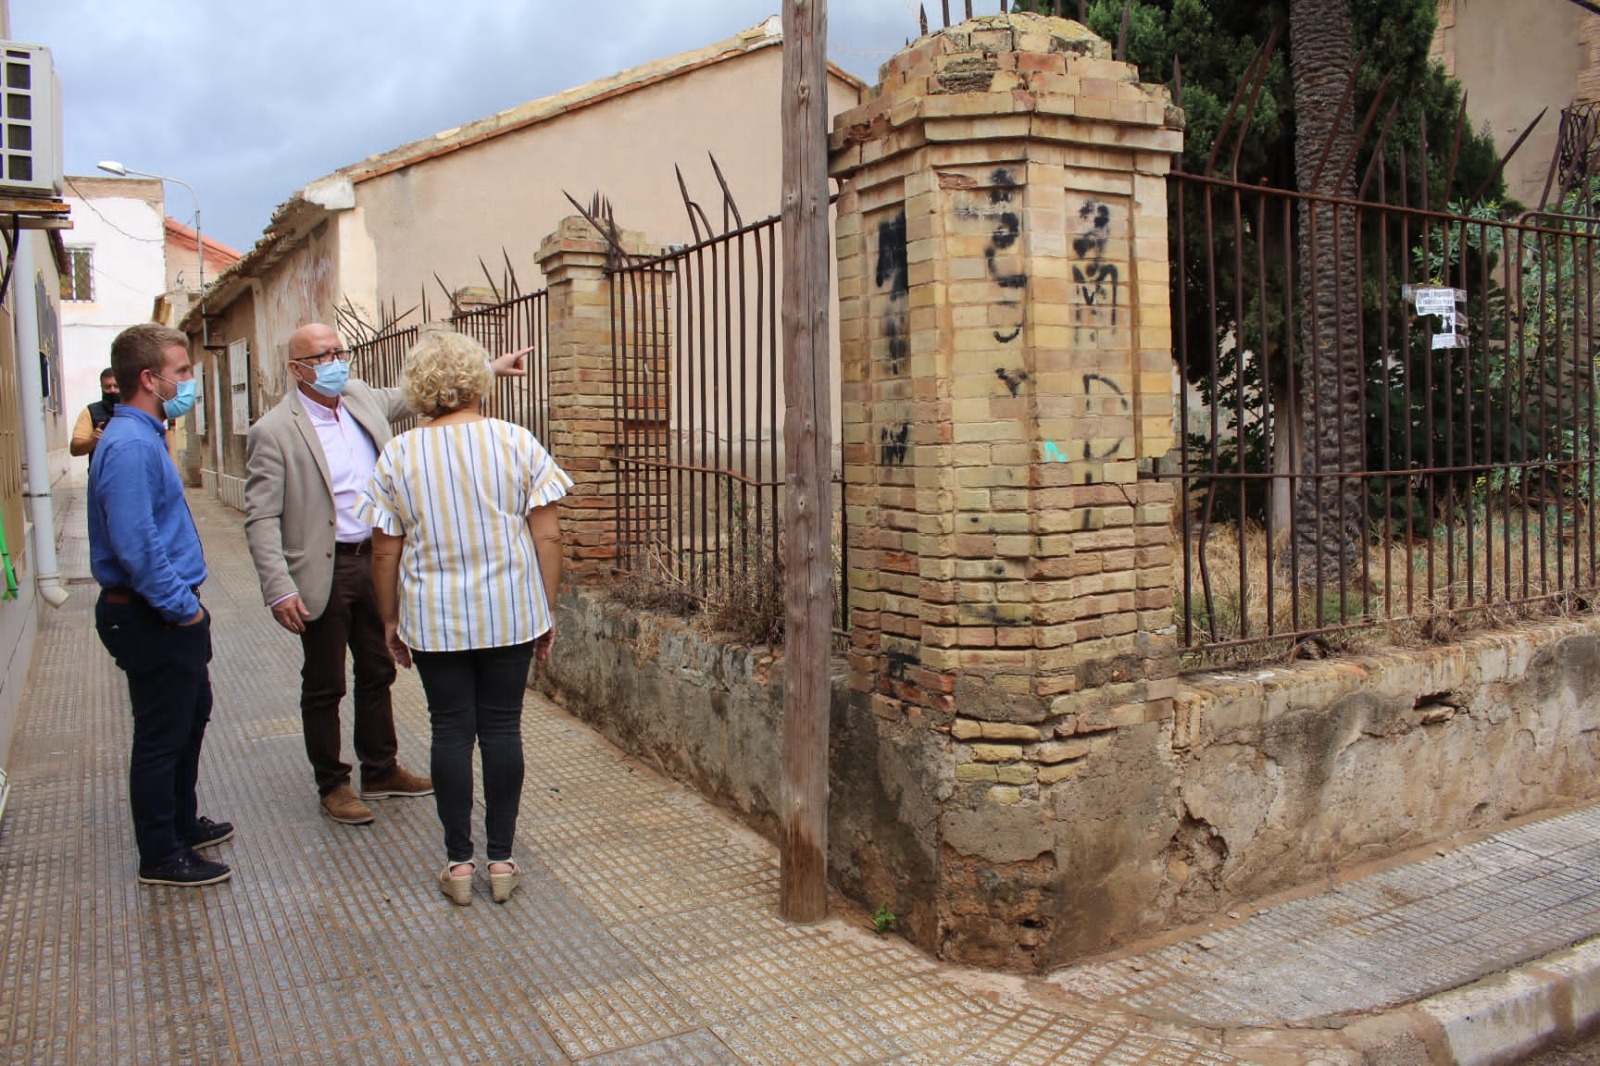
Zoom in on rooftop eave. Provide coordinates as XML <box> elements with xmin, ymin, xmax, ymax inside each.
<box><xmin>179</xmin><ymin>191</ymin><xmax>337</xmax><ymax>332</ymax></box>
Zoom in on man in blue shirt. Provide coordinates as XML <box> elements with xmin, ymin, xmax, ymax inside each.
<box><xmin>90</xmin><ymin>323</ymin><xmax>233</xmax><ymax>887</ymax></box>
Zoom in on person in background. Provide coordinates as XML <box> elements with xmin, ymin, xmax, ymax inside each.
<box><xmin>69</xmin><ymin>367</ymin><xmax>119</xmax><ymax>459</ymax></box>
<box><xmin>357</xmin><ymin>327</ymin><xmax>568</xmax><ymax>907</ymax></box>
<box><xmin>243</xmin><ymin>323</ymin><xmax>528</xmax><ymax>827</ymax></box>
<box><xmin>89</xmin><ymin>323</ymin><xmax>232</xmax><ymax>887</ymax></box>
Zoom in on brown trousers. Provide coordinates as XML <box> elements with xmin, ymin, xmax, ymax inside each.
<box><xmin>299</xmin><ymin>547</ymin><xmax>398</xmax><ymax>795</ymax></box>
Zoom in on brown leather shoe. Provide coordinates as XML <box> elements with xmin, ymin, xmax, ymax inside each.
<box><xmin>320</xmin><ymin>784</ymin><xmax>375</xmax><ymax>825</ymax></box>
<box><xmin>361</xmin><ymin>764</ymin><xmax>434</xmax><ymax>798</ymax></box>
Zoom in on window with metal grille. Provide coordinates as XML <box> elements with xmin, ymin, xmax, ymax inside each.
<box><xmin>60</xmin><ymin>246</ymin><xmax>91</xmax><ymax>301</ymax></box>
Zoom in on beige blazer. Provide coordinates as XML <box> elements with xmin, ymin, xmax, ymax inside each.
<box><xmin>243</xmin><ymin>381</ymin><xmax>410</xmax><ymax>621</ymax></box>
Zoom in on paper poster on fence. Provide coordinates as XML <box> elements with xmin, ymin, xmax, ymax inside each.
<box><xmin>1413</xmin><ymin>286</ymin><xmax>1463</xmax><ymax>315</ymax></box>
<box><xmin>1413</xmin><ymin>285</ymin><xmax>1468</xmax><ymax>349</ymax></box>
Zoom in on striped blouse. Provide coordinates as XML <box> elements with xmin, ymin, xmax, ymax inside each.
<box><xmin>354</xmin><ymin>419</ymin><xmax>572</xmax><ymax>653</ymax></box>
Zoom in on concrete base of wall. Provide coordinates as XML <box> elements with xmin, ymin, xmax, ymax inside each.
<box><xmin>844</xmin><ymin>618</ymin><xmax>1600</xmax><ymax>970</ymax></box>
<box><xmin>1165</xmin><ymin>622</ymin><xmax>1600</xmax><ymax>922</ymax></box>
<box><xmin>539</xmin><ymin>588</ymin><xmax>850</xmax><ymax>842</ymax></box>
<box><xmin>543</xmin><ymin>588</ymin><xmax>1600</xmax><ymax>972</ymax></box>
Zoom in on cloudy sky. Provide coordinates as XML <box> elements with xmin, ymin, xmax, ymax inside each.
<box><xmin>16</xmin><ymin>1</ymin><xmax>933</xmax><ymax>253</ymax></box>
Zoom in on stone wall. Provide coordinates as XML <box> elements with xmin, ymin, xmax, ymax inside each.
<box><xmin>541</xmin><ymin>587</ymin><xmax>1600</xmax><ymax>970</ymax></box>
<box><xmin>1167</xmin><ymin>624</ymin><xmax>1600</xmax><ymax>912</ymax></box>
<box><xmin>539</xmin><ymin>588</ymin><xmax>804</xmax><ymax>841</ymax></box>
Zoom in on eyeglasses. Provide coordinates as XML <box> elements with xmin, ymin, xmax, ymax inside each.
<box><xmin>292</xmin><ymin>348</ymin><xmax>351</xmax><ymax>367</ymax></box>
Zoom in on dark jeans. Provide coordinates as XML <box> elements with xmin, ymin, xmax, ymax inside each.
<box><xmin>412</xmin><ymin>643</ymin><xmax>533</xmax><ymax>865</ymax></box>
<box><xmin>299</xmin><ymin>551</ymin><xmax>398</xmax><ymax>795</ymax></box>
<box><xmin>95</xmin><ymin>592</ymin><xmax>214</xmax><ymax>868</ymax></box>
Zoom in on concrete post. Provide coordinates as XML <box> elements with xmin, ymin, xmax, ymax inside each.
<box><xmin>828</xmin><ymin>12</ymin><xmax>1185</xmax><ymax>968</ymax></box>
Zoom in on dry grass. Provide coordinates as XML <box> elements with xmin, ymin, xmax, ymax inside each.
<box><xmin>606</xmin><ymin>546</ymin><xmax>702</xmax><ymax>618</ymax></box>
<box><xmin>1179</xmin><ymin>508</ymin><xmax>1600</xmax><ymax>668</ymax></box>
<box><xmin>710</xmin><ymin>562</ymin><xmax>786</xmax><ymax>646</ymax></box>
<box><xmin>613</xmin><ymin>483</ymin><xmax>850</xmax><ymax>648</ymax></box>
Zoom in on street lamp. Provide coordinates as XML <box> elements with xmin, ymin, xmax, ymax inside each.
<box><xmin>96</xmin><ymin>160</ymin><xmax>208</xmax><ymax>344</ymax></box>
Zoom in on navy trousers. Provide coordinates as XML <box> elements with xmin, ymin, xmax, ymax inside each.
<box><xmin>95</xmin><ymin>593</ymin><xmax>214</xmax><ymax>869</ymax></box>
<box><xmin>413</xmin><ymin>643</ymin><xmax>533</xmax><ymax>865</ymax></box>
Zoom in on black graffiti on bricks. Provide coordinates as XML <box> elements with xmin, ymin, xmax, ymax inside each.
<box><xmin>1072</xmin><ymin>199</ymin><xmax>1120</xmax><ymax>345</ymax></box>
<box><xmin>875</xmin><ymin>208</ymin><xmax>911</xmax><ymax>375</ymax></box>
<box><xmin>984</xmin><ymin>169</ymin><xmax>1027</xmax><ymax>344</ymax></box>
<box><xmin>880</xmin><ymin>421</ymin><xmax>910</xmax><ymax>465</ymax></box>
<box><xmin>1081</xmin><ymin>372</ymin><xmax>1131</xmax><ymax>461</ymax></box>
<box><xmin>885</xmin><ymin>649</ymin><xmax>918</xmax><ymax>682</ymax></box>
<box><xmin>996</xmin><ymin>367</ymin><xmax>1029</xmax><ymax>396</ymax></box>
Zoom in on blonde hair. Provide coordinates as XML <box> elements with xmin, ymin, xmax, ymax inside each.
<box><xmin>401</xmin><ymin>326</ymin><xmax>492</xmax><ymax>417</ymax></box>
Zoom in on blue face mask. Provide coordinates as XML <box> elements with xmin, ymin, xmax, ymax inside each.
<box><xmin>155</xmin><ymin>375</ymin><xmax>197</xmax><ymax>419</ymax></box>
<box><xmin>311</xmin><ymin>359</ymin><xmax>350</xmax><ymax>398</ymax></box>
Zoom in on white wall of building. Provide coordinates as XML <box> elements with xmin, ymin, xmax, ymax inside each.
<box><xmin>60</xmin><ymin>177</ymin><xmax>165</xmax><ymax>481</ymax></box>
<box><xmin>0</xmin><ymin>230</ymin><xmax>68</xmax><ymax>786</ymax></box>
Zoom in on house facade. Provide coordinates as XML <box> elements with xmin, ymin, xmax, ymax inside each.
<box><xmin>181</xmin><ymin>16</ymin><xmax>864</xmax><ymax>503</ymax></box>
<box><xmin>58</xmin><ymin>176</ymin><xmax>166</xmax><ymax>480</ymax></box>
<box><xmin>0</xmin><ymin>229</ymin><xmax>68</xmax><ymax>802</ymax></box>
<box><xmin>1431</xmin><ymin>0</ymin><xmax>1600</xmax><ymax>209</ymax></box>
<box><xmin>59</xmin><ymin>178</ymin><xmax>241</xmax><ymax>484</ymax></box>
<box><xmin>0</xmin><ymin>0</ymin><xmax>71</xmax><ymax>805</ymax></box>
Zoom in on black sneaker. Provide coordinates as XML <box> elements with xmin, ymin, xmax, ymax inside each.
<box><xmin>184</xmin><ymin>816</ymin><xmax>235</xmax><ymax>849</ymax></box>
<box><xmin>137</xmin><ymin>852</ymin><xmax>232</xmax><ymax>887</ymax></box>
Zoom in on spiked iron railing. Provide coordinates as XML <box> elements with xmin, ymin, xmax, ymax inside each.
<box><xmin>1160</xmin><ymin>35</ymin><xmax>1592</xmax><ymax>664</ymax></box>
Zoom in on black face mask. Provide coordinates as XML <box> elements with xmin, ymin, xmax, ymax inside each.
<box><xmin>101</xmin><ymin>391</ymin><xmax>119</xmax><ymax>409</ymax></box>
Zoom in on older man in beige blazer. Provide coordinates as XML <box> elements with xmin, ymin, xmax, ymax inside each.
<box><xmin>245</xmin><ymin>322</ymin><xmax>524</xmax><ymax>826</ymax></box>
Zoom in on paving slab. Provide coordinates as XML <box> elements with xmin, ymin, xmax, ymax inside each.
<box><xmin>7</xmin><ymin>486</ymin><xmax>1600</xmax><ymax>1065</ymax></box>
<box><xmin>0</xmin><ymin>488</ymin><xmax>1241</xmax><ymax>1065</ymax></box>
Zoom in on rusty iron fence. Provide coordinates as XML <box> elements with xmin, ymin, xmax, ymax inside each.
<box><xmin>347</xmin><ymin>289</ymin><xmax>551</xmax><ymax>441</ymax></box>
<box><xmin>1159</xmin><ymin>168</ymin><xmax>1600</xmax><ymax>661</ymax></box>
<box><xmin>605</xmin><ymin>211</ymin><xmax>849</xmax><ymax>634</ymax></box>
<box><xmin>608</xmin><ymin>213</ymin><xmax>787</xmax><ymax>620</ymax></box>
<box><xmin>348</xmin><ymin>323</ymin><xmax>417</xmax><ymax>419</ymax></box>
<box><xmin>454</xmin><ymin>291</ymin><xmax>553</xmax><ymax>442</ymax></box>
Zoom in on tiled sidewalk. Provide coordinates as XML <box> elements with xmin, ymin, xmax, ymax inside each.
<box><xmin>11</xmin><ymin>486</ymin><xmax>1600</xmax><ymax>1065</ymax></box>
<box><xmin>0</xmin><ymin>488</ymin><xmax>1242</xmax><ymax>1065</ymax></box>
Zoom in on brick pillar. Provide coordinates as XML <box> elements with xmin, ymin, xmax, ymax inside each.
<box><xmin>451</xmin><ymin>285</ymin><xmax>506</xmax><ymax>349</ymax></box>
<box><xmin>535</xmin><ymin>217</ymin><xmax>663</xmax><ymax>581</ymax></box>
<box><xmin>830</xmin><ymin>12</ymin><xmax>1183</xmax><ymax>969</ymax></box>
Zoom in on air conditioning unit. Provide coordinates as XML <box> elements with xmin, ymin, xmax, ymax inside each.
<box><xmin>0</xmin><ymin>43</ymin><xmax>61</xmax><ymax>198</ymax></box>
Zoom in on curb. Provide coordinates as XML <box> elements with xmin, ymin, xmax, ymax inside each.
<box><xmin>1086</xmin><ymin>937</ymin><xmax>1600</xmax><ymax>1066</ymax></box>
<box><xmin>1328</xmin><ymin>937</ymin><xmax>1600</xmax><ymax>1066</ymax></box>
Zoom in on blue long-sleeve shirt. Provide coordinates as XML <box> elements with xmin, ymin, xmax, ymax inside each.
<box><xmin>88</xmin><ymin>405</ymin><xmax>206</xmax><ymax>622</ymax></box>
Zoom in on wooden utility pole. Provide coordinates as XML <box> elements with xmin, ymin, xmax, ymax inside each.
<box><xmin>779</xmin><ymin>0</ymin><xmax>833</xmax><ymax>924</ymax></box>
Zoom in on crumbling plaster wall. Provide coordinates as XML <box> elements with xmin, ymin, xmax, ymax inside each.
<box><xmin>544</xmin><ymin>585</ymin><xmax>1600</xmax><ymax>970</ymax></box>
<box><xmin>540</xmin><ymin>589</ymin><xmax>800</xmax><ymax>841</ymax></box>
<box><xmin>1167</xmin><ymin>625</ymin><xmax>1600</xmax><ymax>911</ymax></box>
<box><xmin>833</xmin><ymin>618</ymin><xmax>1600</xmax><ymax>969</ymax></box>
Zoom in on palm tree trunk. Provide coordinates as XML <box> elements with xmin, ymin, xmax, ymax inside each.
<box><xmin>1289</xmin><ymin>0</ymin><xmax>1368</xmax><ymax>594</ymax></box>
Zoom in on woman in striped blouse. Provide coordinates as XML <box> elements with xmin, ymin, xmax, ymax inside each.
<box><xmin>357</xmin><ymin>327</ymin><xmax>571</xmax><ymax>907</ymax></box>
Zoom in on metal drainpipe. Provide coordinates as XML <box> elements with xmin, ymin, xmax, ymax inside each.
<box><xmin>12</xmin><ymin>235</ymin><xmax>68</xmax><ymax>609</ymax></box>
